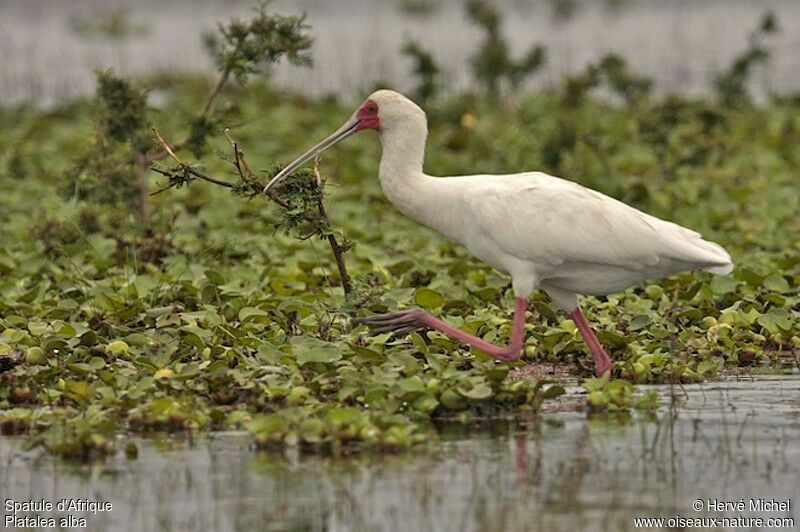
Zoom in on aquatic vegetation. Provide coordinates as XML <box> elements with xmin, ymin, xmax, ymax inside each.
<box><xmin>583</xmin><ymin>374</ymin><xmax>659</xmax><ymax>413</ymax></box>
<box><xmin>70</xmin><ymin>7</ymin><xmax>149</xmax><ymax>40</ymax></box>
<box><xmin>562</xmin><ymin>53</ymin><xmax>652</xmax><ymax>107</ymax></box>
<box><xmin>64</xmin><ymin>4</ymin><xmax>313</xmax><ymax>228</ymax></box>
<box><xmin>714</xmin><ymin>11</ymin><xmax>779</xmax><ymax>107</ymax></box>
<box><xmin>464</xmin><ymin>0</ymin><xmax>546</xmax><ymax>95</ymax></box>
<box><xmin>1</xmin><ymin>63</ymin><xmax>799</xmax><ymax>459</ymax></box>
<box><xmin>402</xmin><ymin>40</ymin><xmax>442</xmax><ymax>103</ymax></box>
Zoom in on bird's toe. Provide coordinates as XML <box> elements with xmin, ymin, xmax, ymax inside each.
<box><xmin>351</xmin><ymin>309</ymin><xmax>426</xmax><ymax>336</ymax></box>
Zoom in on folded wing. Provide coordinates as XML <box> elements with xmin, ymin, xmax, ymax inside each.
<box><xmin>463</xmin><ymin>172</ymin><xmax>733</xmax><ymax>275</ymax></box>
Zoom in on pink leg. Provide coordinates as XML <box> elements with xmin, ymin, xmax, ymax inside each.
<box><xmin>353</xmin><ymin>298</ymin><xmax>527</xmax><ymax>362</ymax></box>
<box><xmin>569</xmin><ymin>307</ymin><xmax>613</xmax><ymax>377</ymax></box>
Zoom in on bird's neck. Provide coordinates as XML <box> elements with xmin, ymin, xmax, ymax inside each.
<box><xmin>378</xmin><ymin>123</ymin><xmax>459</xmax><ymax>237</ymax></box>
<box><xmin>378</xmin><ymin>119</ymin><xmax>427</xmax><ymax>186</ymax></box>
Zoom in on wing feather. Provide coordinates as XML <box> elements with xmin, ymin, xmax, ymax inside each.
<box><xmin>460</xmin><ymin>172</ymin><xmax>731</xmax><ymax>272</ymax></box>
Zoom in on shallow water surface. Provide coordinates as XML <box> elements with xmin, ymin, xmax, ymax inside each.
<box><xmin>1</xmin><ymin>375</ymin><xmax>798</xmax><ymax>531</ymax></box>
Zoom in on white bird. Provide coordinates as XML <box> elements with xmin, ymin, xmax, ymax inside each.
<box><xmin>265</xmin><ymin>90</ymin><xmax>733</xmax><ymax>376</ymax></box>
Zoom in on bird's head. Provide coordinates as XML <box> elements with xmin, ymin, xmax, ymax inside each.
<box><xmin>263</xmin><ymin>90</ymin><xmax>424</xmax><ymax>193</ymax></box>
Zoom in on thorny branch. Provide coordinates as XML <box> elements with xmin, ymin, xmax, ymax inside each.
<box><xmin>142</xmin><ymin>28</ymin><xmax>245</xmax><ymax>164</ymax></box>
<box><xmin>312</xmin><ymin>157</ymin><xmax>352</xmax><ymax>295</ymax></box>
<box><xmin>150</xmin><ymin>129</ymin><xmax>288</xmax><ymax>205</ymax></box>
<box><xmin>143</xmin><ymin>57</ymin><xmax>232</xmax><ymax>163</ymax></box>
<box><xmin>149</xmin><ymin>129</ymin><xmax>352</xmax><ymax>296</ymax></box>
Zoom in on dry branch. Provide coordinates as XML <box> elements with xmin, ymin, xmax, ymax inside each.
<box><xmin>149</xmin><ymin>129</ymin><xmax>352</xmax><ymax>296</ymax></box>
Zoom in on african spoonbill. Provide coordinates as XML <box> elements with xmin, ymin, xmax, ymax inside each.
<box><xmin>264</xmin><ymin>90</ymin><xmax>733</xmax><ymax>376</ymax></box>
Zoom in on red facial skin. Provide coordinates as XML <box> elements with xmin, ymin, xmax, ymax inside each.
<box><xmin>354</xmin><ymin>99</ymin><xmax>380</xmax><ymax>131</ymax></box>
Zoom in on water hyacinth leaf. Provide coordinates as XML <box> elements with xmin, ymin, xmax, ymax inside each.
<box><xmin>457</xmin><ymin>382</ymin><xmax>493</xmax><ymax>400</ymax></box>
<box><xmin>27</xmin><ymin>322</ymin><xmax>49</xmax><ymax>336</ymax></box>
<box><xmin>412</xmin><ymin>394</ymin><xmax>439</xmax><ymax>414</ymax></box>
<box><xmin>414</xmin><ymin>288</ymin><xmax>445</xmax><ymax>310</ymax></box>
<box><xmin>42</xmin><ymin>337</ymin><xmax>67</xmax><ymax>352</ymax></box>
<box><xmin>124</xmin><ymin>333</ymin><xmax>153</xmax><ymax>347</ymax></box>
<box><xmin>439</xmin><ymin>388</ymin><xmax>468</xmax><ymax>410</ymax></box>
<box><xmin>257</xmin><ymin>344</ymin><xmax>287</xmax><ymax>365</ymax></box>
<box><xmin>239</xmin><ymin>307</ymin><xmax>270</xmax><ymax>323</ymax></box>
<box><xmin>326</xmin><ymin>407</ymin><xmax>363</xmax><ymax>426</ymax></box>
<box><xmin>178</xmin><ymin>363</ymin><xmax>200</xmax><ymax>378</ymax></box>
<box><xmin>762</xmin><ymin>274</ymin><xmax>791</xmax><ymax>294</ymax></box>
<box><xmin>1</xmin><ymin>58</ymin><xmax>798</xmax><ymax>458</ymax></box>
<box><xmin>541</xmin><ymin>384</ymin><xmax>566</xmax><ymax>400</ymax></box>
<box><xmin>205</xmin><ymin>270</ymin><xmax>226</xmax><ymax>286</ymax></box>
<box><xmin>154</xmin><ymin>368</ymin><xmax>175</xmax><ymax>380</ymax></box>
<box><xmin>349</xmin><ymin>345</ymin><xmax>384</xmax><ymax>361</ymax></box>
<box><xmin>150</xmin><ymin>397</ymin><xmax>177</xmax><ymax>415</ymax></box>
<box><xmin>66</xmin><ymin>382</ymin><xmax>92</xmax><ymax>401</ymax></box>
<box><xmin>337</xmin><ymin>385</ymin><xmax>359</xmax><ymax>401</ymax></box>
<box><xmin>87</xmin><ymin>357</ymin><xmax>106</xmax><ymax>371</ymax></box>
<box><xmin>736</xmin><ymin>268</ymin><xmax>764</xmax><ymax>287</ymax></box>
<box><xmin>628</xmin><ymin>315</ymin><xmax>651</xmax><ymax>331</ymax></box>
<box><xmin>485</xmin><ymin>367</ymin><xmax>509</xmax><ymax>382</ymax></box>
<box><xmin>710</xmin><ymin>275</ymin><xmax>738</xmax><ymax>295</ymax></box>
<box><xmin>395</xmin><ymin>376</ymin><xmax>426</xmax><ymax>398</ymax></box>
<box><xmin>756</xmin><ymin>308</ymin><xmax>792</xmax><ymax>334</ymax></box>
<box><xmin>106</xmin><ymin>340</ymin><xmax>130</xmax><ymax>355</ymax></box>
<box><xmin>298</xmin><ymin>418</ymin><xmax>325</xmax><ymax>442</ymax></box>
<box><xmin>291</xmin><ymin>337</ymin><xmax>342</xmax><ymax>365</ymax></box>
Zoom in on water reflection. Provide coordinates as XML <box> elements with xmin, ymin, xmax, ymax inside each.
<box><xmin>1</xmin><ymin>376</ymin><xmax>798</xmax><ymax>531</ymax></box>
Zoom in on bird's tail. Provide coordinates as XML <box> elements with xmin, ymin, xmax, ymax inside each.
<box><xmin>651</xmin><ymin>215</ymin><xmax>733</xmax><ymax>275</ymax></box>
<box><xmin>698</xmin><ymin>240</ymin><xmax>733</xmax><ymax>275</ymax></box>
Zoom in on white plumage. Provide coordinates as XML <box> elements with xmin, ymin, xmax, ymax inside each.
<box><xmin>368</xmin><ymin>91</ymin><xmax>732</xmax><ymax>310</ymax></box>
<box><xmin>265</xmin><ymin>90</ymin><xmax>734</xmax><ymax>376</ymax></box>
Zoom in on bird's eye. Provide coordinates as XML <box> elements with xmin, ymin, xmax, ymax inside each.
<box><xmin>368</xmin><ymin>105</ymin><xmax>377</xmax><ymax>114</ymax></box>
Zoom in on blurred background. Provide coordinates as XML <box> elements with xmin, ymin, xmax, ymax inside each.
<box><xmin>2</xmin><ymin>0</ymin><xmax>799</xmax><ymax>106</ymax></box>
<box><xmin>1</xmin><ymin>3</ymin><xmax>799</xmax><ymax>531</ymax></box>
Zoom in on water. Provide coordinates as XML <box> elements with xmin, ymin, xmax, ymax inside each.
<box><xmin>2</xmin><ymin>375</ymin><xmax>798</xmax><ymax>531</ymax></box>
<box><xmin>1</xmin><ymin>0</ymin><xmax>800</xmax><ymax>105</ymax></box>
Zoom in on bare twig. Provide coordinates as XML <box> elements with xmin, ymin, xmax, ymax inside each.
<box><xmin>191</xmin><ymin>169</ymin><xmax>237</xmax><ymax>188</ymax></box>
<box><xmin>149</xmin><ymin>164</ymin><xmax>236</xmax><ymax>197</ymax></box>
<box><xmin>221</xmin><ymin>129</ymin><xmax>290</xmax><ymax>208</ymax></box>
<box><xmin>150</xmin><ymin>130</ymin><xmax>352</xmax><ymax>296</ymax></box>
<box><xmin>313</xmin><ymin>157</ymin><xmax>352</xmax><ymax>295</ymax></box>
<box><xmin>144</xmin><ymin>38</ymin><xmax>241</xmax><ymax>164</ymax></box>
<box><xmin>201</xmin><ymin>17</ymin><xmax>255</xmax><ymax>120</ymax></box>
<box><xmin>153</xmin><ymin>128</ymin><xmax>183</xmax><ymax>164</ymax></box>
<box><xmin>265</xmin><ymin>190</ymin><xmax>290</xmax><ymax>209</ymax></box>
<box><xmin>150</xmin><ymin>129</ymin><xmax>238</xmax><ymax>196</ymax></box>
<box><xmin>224</xmin><ymin>128</ymin><xmax>253</xmax><ymax>182</ymax></box>
<box><xmin>149</xmin><ymin>129</ymin><xmax>290</xmax><ymax>208</ymax></box>
<box><xmin>145</xmin><ymin>139</ymin><xmax>188</xmax><ymax>165</ymax></box>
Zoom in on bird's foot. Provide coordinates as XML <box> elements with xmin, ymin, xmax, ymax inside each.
<box><xmin>351</xmin><ymin>309</ymin><xmax>428</xmax><ymax>337</ymax></box>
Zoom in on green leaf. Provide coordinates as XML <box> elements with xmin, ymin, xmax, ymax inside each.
<box><xmin>291</xmin><ymin>337</ymin><xmax>342</xmax><ymax>365</ymax></box>
<box><xmin>205</xmin><ymin>269</ymin><xmax>226</xmax><ymax>285</ymax></box>
<box><xmin>106</xmin><ymin>340</ymin><xmax>130</xmax><ymax>355</ymax></box>
<box><xmin>628</xmin><ymin>315</ymin><xmax>651</xmax><ymax>331</ymax></box>
<box><xmin>541</xmin><ymin>384</ymin><xmax>566</xmax><ymax>399</ymax></box>
<box><xmin>710</xmin><ymin>275</ymin><xmax>738</xmax><ymax>295</ymax></box>
<box><xmin>762</xmin><ymin>274</ymin><xmax>790</xmax><ymax>294</ymax></box>
<box><xmin>239</xmin><ymin>307</ymin><xmax>270</xmax><ymax>323</ymax></box>
<box><xmin>257</xmin><ymin>344</ymin><xmax>287</xmax><ymax>364</ymax></box>
<box><xmin>458</xmin><ymin>382</ymin><xmax>493</xmax><ymax>400</ymax></box>
<box><xmin>414</xmin><ymin>288</ymin><xmax>445</xmax><ymax>310</ymax></box>
<box><xmin>757</xmin><ymin>308</ymin><xmax>792</xmax><ymax>334</ymax></box>
<box><xmin>87</xmin><ymin>357</ymin><xmax>106</xmax><ymax>371</ymax></box>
